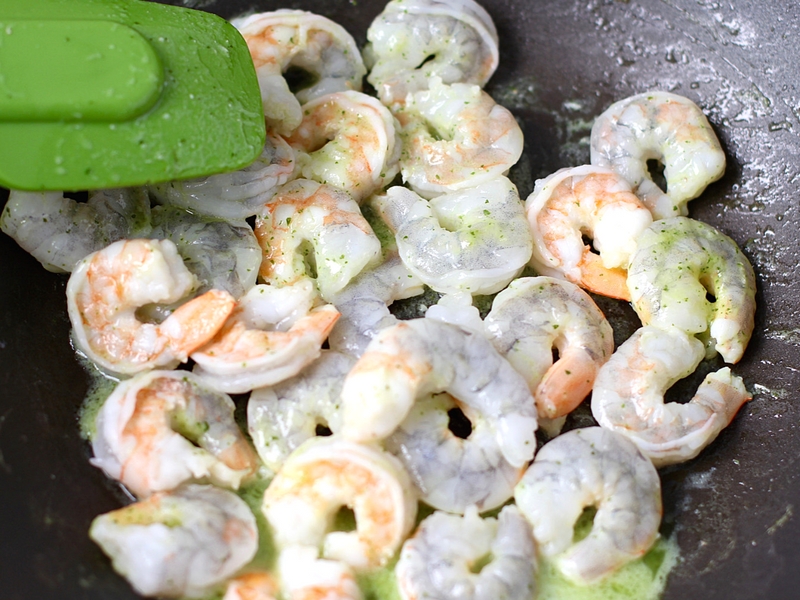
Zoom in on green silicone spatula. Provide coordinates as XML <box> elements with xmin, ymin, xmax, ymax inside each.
<box><xmin>0</xmin><ymin>0</ymin><xmax>266</xmax><ymax>191</ymax></box>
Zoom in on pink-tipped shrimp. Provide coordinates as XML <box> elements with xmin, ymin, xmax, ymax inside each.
<box><xmin>263</xmin><ymin>436</ymin><xmax>418</xmax><ymax>571</ymax></box>
<box><xmin>285</xmin><ymin>91</ymin><xmax>402</xmax><ymax>202</ymax></box>
<box><xmin>590</xmin><ymin>91</ymin><xmax>726</xmax><ymax>219</ymax></box>
<box><xmin>191</xmin><ymin>281</ymin><xmax>340</xmax><ymax>394</ymax></box>
<box><xmin>525</xmin><ymin>165</ymin><xmax>653</xmax><ymax>301</ymax></box>
<box><xmin>66</xmin><ymin>239</ymin><xmax>235</xmax><ymax>375</ymax></box>
<box><xmin>592</xmin><ymin>326</ymin><xmax>751</xmax><ymax>467</ymax></box>
<box><xmin>224</xmin><ymin>572</ymin><xmax>280</xmax><ymax>600</ymax></box>
<box><xmin>255</xmin><ymin>180</ymin><xmax>382</xmax><ymax>301</ymax></box>
<box><xmin>395</xmin><ymin>78</ymin><xmax>523</xmax><ymax>199</ymax></box>
<box><xmin>91</xmin><ymin>370</ymin><xmax>258</xmax><ymax>498</ymax></box>
<box><xmin>484</xmin><ymin>277</ymin><xmax>614</xmax><ymax>420</ymax></box>
<box><xmin>233</xmin><ymin>10</ymin><xmax>366</xmax><ymax>135</ymax></box>
<box><xmin>278</xmin><ymin>547</ymin><xmax>363</xmax><ymax>600</ymax></box>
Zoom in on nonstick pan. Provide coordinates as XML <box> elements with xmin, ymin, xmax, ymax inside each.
<box><xmin>1</xmin><ymin>0</ymin><xmax>799</xmax><ymax>598</ymax></box>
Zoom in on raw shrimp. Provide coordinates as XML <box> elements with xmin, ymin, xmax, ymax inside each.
<box><xmin>395</xmin><ymin>78</ymin><xmax>524</xmax><ymax>198</ymax></box>
<box><xmin>514</xmin><ymin>427</ymin><xmax>662</xmax><ymax>585</ymax></box>
<box><xmin>364</xmin><ymin>0</ymin><xmax>499</xmax><ymax>106</ymax></box>
<box><xmin>148</xmin><ymin>132</ymin><xmax>296</xmax><ymax>220</ymax></box>
<box><xmin>67</xmin><ymin>239</ymin><xmax>235</xmax><ymax>375</ymax></box>
<box><xmin>191</xmin><ymin>282</ymin><xmax>340</xmax><ymax>394</ymax></box>
<box><xmin>89</xmin><ymin>484</ymin><xmax>258</xmax><ymax>598</ymax></box>
<box><xmin>340</xmin><ymin>318</ymin><xmax>538</xmax><ymax>469</ymax></box>
<box><xmin>590</xmin><ymin>91</ymin><xmax>726</xmax><ymax>219</ymax></box>
<box><xmin>0</xmin><ymin>187</ymin><xmax>151</xmax><ymax>273</ymax></box>
<box><xmin>233</xmin><ymin>10</ymin><xmax>366</xmax><ymax>135</ymax></box>
<box><xmin>328</xmin><ymin>251</ymin><xmax>424</xmax><ymax>358</ymax></box>
<box><xmin>285</xmin><ymin>91</ymin><xmax>401</xmax><ymax>202</ymax></box>
<box><xmin>149</xmin><ymin>205</ymin><xmax>261</xmax><ymax>300</ymax></box>
<box><xmin>248</xmin><ymin>350</ymin><xmax>355</xmax><ymax>474</ymax></box>
<box><xmin>591</xmin><ymin>326</ymin><xmax>751</xmax><ymax>466</ymax></box>
<box><xmin>484</xmin><ymin>277</ymin><xmax>614</xmax><ymax>420</ymax></box>
<box><xmin>525</xmin><ymin>165</ymin><xmax>653</xmax><ymax>301</ymax></box>
<box><xmin>395</xmin><ymin>505</ymin><xmax>537</xmax><ymax>600</ymax></box>
<box><xmin>627</xmin><ymin>216</ymin><xmax>756</xmax><ymax>363</ymax></box>
<box><xmin>255</xmin><ymin>179</ymin><xmax>382</xmax><ymax>301</ymax></box>
<box><xmin>262</xmin><ymin>436</ymin><xmax>417</xmax><ymax>570</ymax></box>
<box><xmin>91</xmin><ymin>370</ymin><xmax>258</xmax><ymax>497</ymax></box>
<box><xmin>224</xmin><ymin>572</ymin><xmax>280</xmax><ymax>600</ymax></box>
<box><xmin>424</xmin><ymin>292</ymin><xmax>485</xmax><ymax>335</ymax></box>
<box><xmin>385</xmin><ymin>391</ymin><xmax>524</xmax><ymax>513</ymax></box>
<box><xmin>374</xmin><ymin>177</ymin><xmax>532</xmax><ymax>295</ymax></box>
<box><xmin>278</xmin><ymin>546</ymin><xmax>363</xmax><ymax>600</ymax></box>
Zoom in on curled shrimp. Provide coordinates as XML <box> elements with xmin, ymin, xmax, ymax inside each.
<box><xmin>278</xmin><ymin>546</ymin><xmax>363</xmax><ymax>600</ymax></box>
<box><xmin>484</xmin><ymin>277</ymin><xmax>614</xmax><ymax>420</ymax></box>
<box><xmin>255</xmin><ymin>179</ymin><xmax>382</xmax><ymax>301</ymax></box>
<box><xmin>515</xmin><ymin>427</ymin><xmax>662</xmax><ymax>585</ymax></box>
<box><xmin>525</xmin><ymin>165</ymin><xmax>653</xmax><ymax>301</ymax></box>
<box><xmin>285</xmin><ymin>91</ymin><xmax>402</xmax><ymax>202</ymax></box>
<box><xmin>374</xmin><ymin>177</ymin><xmax>532</xmax><ymax>295</ymax></box>
<box><xmin>224</xmin><ymin>572</ymin><xmax>280</xmax><ymax>600</ymax></box>
<box><xmin>248</xmin><ymin>349</ymin><xmax>355</xmax><ymax>473</ymax></box>
<box><xmin>263</xmin><ymin>436</ymin><xmax>417</xmax><ymax>571</ymax></box>
<box><xmin>395</xmin><ymin>505</ymin><xmax>537</xmax><ymax>600</ymax></box>
<box><xmin>385</xmin><ymin>391</ymin><xmax>525</xmax><ymax>513</ymax></box>
<box><xmin>591</xmin><ymin>326</ymin><xmax>751</xmax><ymax>466</ymax></box>
<box><xmin>590</xmin><ymin>91</ymin><xmax>726</xmax><ymax>219</ymax></box>
<box><xmin>191</xmin><ymin>282</ymin><xmax>340</xmax><ymax>394</ymax></box>
<box><xmin>0</xmin><ymin>187</ymin><xmax>151</xmax><ymax>273</ymax></box>
<box><xmin>89</xmin><ymin>484</ymin><xmax>258</xmax><ymax>599</ymax></box>
<box><xmin>364</xmin><ymin>0</ymin><xmax>499</xmax><ymax>106</ymax></box>
<box><xmin>340</xmin><ymin>318</ymin><xmax>538</xmax><ymax>469</ymax></box>
<box><xmin>328</xmin><ymin>251</ymin><xmax>424</xmax><ymax>358</ymax></box>
<box><xmin>394</xmin><ymin>78</ymin><xmax>523</xmax><ymax>198</ymax></box>
<box><xmin>233</xmin><ymin>10</ymin><xmax>366</xmax><ymax>135</ymax></box>
<box><xmin>66</xmin><ymin>239</ymin><xmax>235</xmax><ymax>375</ymax></box>
<box><xmin>91</xmin><ymin>370</ymin><xmax>258</xmax><ymax>497</ymax></box>
<box><xmin>148</xmin><ymin>132</ymin><xmax>296</xmax><ymax>220</ymax></box>
<box><xmin>627</xmin><ymin>216</ymin><xmax>756</xmax><ymax>363</ymax></box>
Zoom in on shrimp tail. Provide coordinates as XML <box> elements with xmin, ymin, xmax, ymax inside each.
<box><xmin>535</xmin><ymin>347</ymin><xmax>600</xmax><ymax>419</ymax></box>
<box><xmin>162</xmin><ymin>289</ymin><xmax>236</xmax><ymax>358</ymax></box>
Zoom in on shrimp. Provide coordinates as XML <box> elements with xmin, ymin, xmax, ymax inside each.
<box><xmin>191</xmin><ymin>282</ymin><xmax>340</xmax><ymax>394</ymax></box>
<box><xmin>91</xmin><ymin>370</ymin><xmax>258</xmax><ymax>498</ymax></box>
<box><xmin>233</xmin><ymin>10</ymin><xmax>366</xmax><ymax>135</ymax></box>
<box><xmin>148</xmin><ymin>132</ymin><xmax>296</xmax><ymax>220</ymax></box>
<box><xmin>394</xmin><ymin>78</ymin><xmax>524</xmax><ymax>198</ymax></box>
<box><xmin>525</xmin><ymin>165</ymin><xmax>653</xmax><ymax>301</ymax></box>
<box><xmin>385</xmin><ymin>391</ymin><xmax>524</xmax><ymax>513</ymax></box>
<box><xmin>484</xmin><ymin>277</ymin><xmax>614</xmax><ymax>420</ymax></box>
<box><xmin>278</xmin><ymin>546</ymin><xmax>363</xmax><ymax>600</ymax></box>
<box><xmin>224</xmin><ymin>572</ymin><xmax>280</xmax><ymax>600</ymax></box>
<box><xmin>373</xmin><ymin>177</ymin><xmax>532</xmax><ymax>295</ymax></box>
<box><xmin>0</xmin><ymin>187</ymin><xmax>151</xmax><ymax>273</ymax></box>
<box><xmin>340</xmin><ymin>318</ymin><xmax>538</xmax><ymax>469</ymax></box>
<box><xmin>66</xmin><ymin>239</ymin><xmax>235</xmax><ymax>375</ymax></box>
<box><xmin>590</xmin><ymin>91</ymin><xmax>726</xmax><ymax>219</ymax></box>
<box><xmin>591</xmin><ymin>326</ymin><xmax>751</xmax><ymax>466</ymax></box>
<box><xmin>248</xmin><ymin>349</ymin><xmax>355</xmax><ymax>473</ymax></box>
<box><xmin>285</xmin><ymin>91</ymin><xmax>402</xmax><ymax>202</ymax></box>
<box><xmin>89</xmin><ymin>484</ymin><xmax>258</xmax><ymax>599</ymax></box>
<box><xmin>254</xmin><ymin>180</ymin><xmax>382</xmax><ymax>301</ymax></box>
<box><xmin>627</xmin><ymin>216</ymin><xmax>756</xmax><ymax>364</ymax></box>
<box><xmin>149</xmin><ymin>206</ymin><xmax>261</xmax><ymax>301</ymax></box>
<box><xmin>262</xmin><ymin>436</ymin><xmax>417</xmax><ymax>570</ymax></box>
<box><xmin>395</xmin><ymin>505</ymin><xmax>537</xmax><ymax>600</ymax></box>
<box><xmin>424</xmin><ymin>291</ymin><xmax>485</xmax><ymax>335</ymax></box>
<box><xmin>514</xmin><ymin>427</ymin><xmax>662</xmax><ymax>585</ymax></box>
<box><xmin>364</xmin><ymin>0</ymin><xmax>499</xmax><ymax>106</ymax></box>
<box><xmin>328</xmin><ymin>252</ymin><xmax>424</xmax><ymax>358</ymax></box>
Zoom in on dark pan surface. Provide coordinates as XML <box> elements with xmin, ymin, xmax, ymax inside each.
<box><xmin>2</xmin><ymin>0</ymin><xmax>800</xmax><ymax>598</ymax></box>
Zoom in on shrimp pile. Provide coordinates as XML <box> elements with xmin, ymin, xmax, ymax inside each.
<box><xmin>0</xmin><ymin>0</ymin><xmax>761</xmax><ymax>598</ymax></box>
